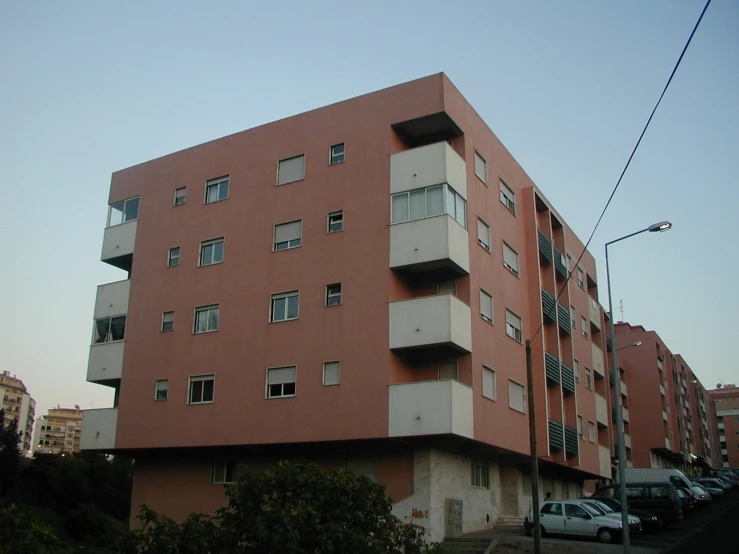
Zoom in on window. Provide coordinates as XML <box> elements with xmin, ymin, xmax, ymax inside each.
<box><xmin>509</xmin><ymin>380</ymin><xmax>526</xmax><ymax>413</ymax></box>
<box><xmin>438</xmin><ymin>361</ymin><xmax>458</xmax><ymax>380</ymax></box>
<box><xmin>168</xmin><ymin>247</ymin><xmax>180</xmax><ymax>267</ymax></box>
<box><xmin>323</xmin><ymin>361</ymin><xmax>340</xmax><ymax>386</ymax></box>
<box><xmin>161</xmin><ymin>311</ymin><xmax>174</xmax><ymax>332</ymax></box>
<box><xmin>271</xmin><ymin>291</ymin><xmax>299</xmax><ymax>322</ymax></box>
<box><xmin>589</xmin><ymin>421</ymin><xmax>596</xmax><ymax>443</ymax></box>
<box><xmin>438</xmin><ymin>282</ymin><xmax>456</xmax><ymax>296</ymax></box>
<box><xmin>500</xmin><ymin>181</ymin><xmax>515</xmax><ymax>214</ymax></box>
<box><xmin>155</xmin><ymin>379</ymin><xmax>168</xmax><ymax>400</ymax></box>
<box><xmin>107</xmin><ymin>196</ymin><xmax>140</xmax><ymax>227</ymax></box>
<box><xmin>471</xmin><ymin>460</ymin><xmax>489</xmax><ymax>488</ymax></box>
<box><xmin>566</xmin><ymin>253</ymin><xmax>573</xmax><ymax>272</ymax></box>
<box><xmin>474</xmin><ymin>151</ymin><xmax>487</xmax><ymax>184</ymax></box>
<box><xmin>574</xmin><ymin>359</ymin><xmax>580</xmax><ymax>382</ymax></box>
<box><xmin>212</xmin><ymin>460</ymin><xmax>239</xmax><ymax>484</ymax></box>
<box><xmin>391</xmin><ymin>184</ymin><xmax>466</xmax><ymax>228</ymax></box>
<box><xmin>503</xmin><ymin>243</ymin><xmax>520</xmax><ymax>276</ymax></box>
<box><xmin>577</xmin><ymin>267</ymin><xmax>585</xmax><ymax>289</ymax></box>
<box><xmin>565</xmin><ymin>504</ymin><xmax>589</xmax><ymax>518</ymax></box>
<box><xmin>278</xmin><ymin>154</ymin><xmax>305</xmax><ymax>185</ymax></box>
<box><xmin>194</xmin><ymin>305</ymin><xmax>219</xmax><ymax>334</ymax></box>
<box><xmin>477</xmin><ymin>218</ymin><xmax>490</xmax><ymax>251</ymax></box>
<box><xmin>734</xmin><ymin>417</ymin><xmax>739</xmax><ymax>423</ymax></box>
<box><xmin>174</xmin><ymin>187</ymin><xmax>186</xmax><ymax>206</ymax></box>
<box><xmin>188</xmin><ymin>374</ymin><xmax>214</xmax><ymax>404</ymax></box>
<box><xmin>325</xmin><ymin>283</ymin><xmax>342</xmax><ymax>306</ymax></box>
<box><xmin>542</xmin><ymin>502</ymin><xmax>563</xmax><ymax>515</ymax></box>
<box><xmin>274</xmin><ymin>220</ymin><xmax>302</xmax><ymax>251</ymax></box>
<box><xmin>329</xmin><ymin>143</ymin><xmax>345</xmax><ymax>165</ymax></box>
<box><xmin>267</xmin><ymin>366</ymin><xmax>296</xmax><ymax>398</ymax></box>
<box><xmin>205</xmin><ymin>176</ymin><xmax>229</xmax><ymax>204</ymax></box>
<box><xmin>482</xmin><ymin>366</ymin><xmax>496</xmax><ymax>400</ymax></box>
<box><xmin>581</xmin><ymin>317</ymin><xmax>588</xmax><ymax>338</ymax></box>
<box><xmin>577</xmin><ymin>415</ymin><xmax>584</xmax><ymax>439</ymax></box>
<box><xmin>200</xmin><ymin>238</ymin><xmax>224</xmax><ymax>266</ymax></box>
<box><xmin>570</xmin><ymin>306</ymin><xmax>576</xmax><ymax>329</ymax></box>
<box><xmin>585</xmin><ymin>368</ymin><xmax>593</xmax><ymax>390</ymax></box>
<box><xmin>480</xmin><ymin>290</ymin><xmax>493</xmax><ymax>324</ymax></box>
<box><xmin>328</xmin><ymin>211</ymin><xmax>343</xmax><ymax>233</ymax></box>
<box><xmin>505</xmin><ymin>310</ymin><xmax>522</xmax><ymax>342</ymax></box>
<box><xmin>93</xmin><ymin>316</ymin><xmax>126</xmax><ymax>343</ymax></box>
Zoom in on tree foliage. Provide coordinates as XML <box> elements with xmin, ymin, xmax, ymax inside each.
<box><xmin>0</xmin><ymin>409</ymin><xmax>22</xmax><ymax>497</ymax></box>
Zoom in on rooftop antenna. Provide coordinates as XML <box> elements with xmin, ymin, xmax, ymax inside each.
<box><xmin>618</xmin><ymin>299</ymin><xmax>625</xmax><ymax>321</ymax></box>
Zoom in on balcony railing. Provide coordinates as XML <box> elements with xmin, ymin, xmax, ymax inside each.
<box><xmin>557</xmin><ymin>303</ymin><xmax>571</xmax><ymax>335</ymax></box>
<box><xmin>388</xmin><ymin>380</ymin><xmax>473</xmax><ymax>439</ymax></box>
<box><xmin>545</xmin><ymin>352</ymin><xmax>560</xmax><ymax>385</ymax></box>
<box><xmin>561</xmin><ymin>363</ymin><xmax>575</xmax><ymax>394</ymax></box>
<box><xmin>549</xmin><ymin>419</ymin><xmax>564</xmax><ymax>451</ymax></box>
<box><xmin>538</xmin><ymin>230</ymin><xmax>553</xmax><ymax>265</ymax></box>
<box><xmin>389</xmin><ymin>295</ymin><xmax>472</xmax><ymax>353</ymax></box>
<box><xmin>565</xmin><ymin>426</ymin><xmax>579</xmax><ymax>458</ymax></box>
<box><xmin>553</xmin><ymin>247</ymin><xmax>567</xmax><ymax>280</ymax></box>
<box><xmin>542</xmin><ymin>289</ymin><xmax>556</xmax><ymax>323</ymax></box>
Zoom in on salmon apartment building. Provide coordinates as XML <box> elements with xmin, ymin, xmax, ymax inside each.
<box><xmin>81</xmin><ymin>73</ymin><xmax>627</xmax><ymax>540</ymax></box>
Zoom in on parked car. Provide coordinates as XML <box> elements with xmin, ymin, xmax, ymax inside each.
<box><xmin>685</xmin><ymin>483</ymin><xmax>711</xmax><ymax>504</ymax></box>
<box><xmin>592</xmin><ymin>482</ymin><xmax>683</xmax><ymax>527</ymax></box>
<box><xmin>710</xmin><ymin>470</ymin><xmax>739</xmax><ymax>489</ymax></box>
<box><xmin>583</xmin><ymin>496</ymin><xmax>662</xmax><ymax>532</ymax></box>
<box><xmin>524</xmin><ymin>499</ymin><xmax>639</xmax><ymax>543</ymax></box>
<box><xmin>691</xmin><ymin>480</ymin><xmax>723</xmax><ymax>498</ymax></box>
<box><xmin>579</xmin><ymin>498</ymin><xmax>647</xmax><ymax>533</ymax></box>
<box><xmin>676</xmin><ymin>487</ymin><xmax>696</xmax><ymax>513</ymax></box>
<box><xmin>624</xmin><ymin>468</ymin><xmax>694</xmax><ymax>490</ymax></box>
<box><xmin>696</xmin><ymin>477</ymin><xmax>731</xmax><ymax>493</ymax></box>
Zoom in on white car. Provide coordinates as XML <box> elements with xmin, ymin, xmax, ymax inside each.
<box><xmin>525</xmin><ymin>499</ymin><xmax>640</xmax><ymax>544</ymax></box>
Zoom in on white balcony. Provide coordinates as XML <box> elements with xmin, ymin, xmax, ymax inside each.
<box><xmin>722</xmin><ymin>448</ymin><xmax>728</xmax><ymax>456</ymax></box>
<box><xmin>665</xmin><ymin>436</ymin><xmax>671</xmax><ymax>449</ymax></box>
<box><xmin>390</xmin><ymin>215</ymin><xmax>470</xmax><ymax>275</ymax></box>
<box><xmin>388</xmin><ymin>380</ymin><xmax>473</xmax><ymax>439</ymax></box>
<box><xmin>592</xmin><ymin>343</ymin><xmax>605</xmax><ymax>379</ymax></box>
<box><xmin>595</xmin><ymin>393</ymin><xmax>608</xmax><ymax>427</ymax></box>
<box><xmin>87</xmin><ymin>341</ymin><xmax>124</xmax><ymax>384</ymax></box>
<box><xmin>620</xmin><ymin>380</ymin><xmax>627</xmax><ymax>396</ymax></box>
<box><xmin>657</xmin><ymin>357</ymin><xmax>664</xmax><ymax>371</ymax></box>
<box><xmin>389</xmin><ymin>294</ymin><xmax>472</xmax><ymax>353</ymax></box>
<box><xmin>588</xmin><ymin>297</ymin><xmax>601</xmax><ymax>331</ymax></box>
<box><xmin>598</xmin><ymin>445</ymin><xmax>611</xmax><ymax>478</ymax></box>
<box><xmin>627</xmin><ymin>461</ymin><xmax>634</xmax><ymax>468</ymax></box>
<box><xmin>101</xmin><ymin>221</ymin><xmax>137</xmax><ymax>270</ymax></box>
<box><xmin>662</xmin><ymin>410</ymin><xmax>668</xmax><ymax>421</ymax></box>
<box><xmin>622</xmin><ymin>407</ymin><xmax>629</xmax><ymax>422</ymax></box>
<box><xmin>94</xmin><ymin>279</ymin><xmax>130</xmax><ymax>319</ymax></box>
<box><xmin>80</xmin><ymin>408</ymin><xmax>118</xmax><ymax>451</ymax></box>
<box><xmin>660</xmin><ymin>384</ymin><xmax>666</xmax><ymax>396</ymax></box>
<box><xmin>624</xmin><ymin>434</ymin><xmax>632</xmax><ymax>449</ymax></box>
<box><xmin>390</xmin><ymin>141</ymin><xmax>467</xmax><ymax>199</ymax></box>
<box><xmin>718</xmin><ymin>422</ymin><xmax>725</xmax><ymax>430</ymax></box>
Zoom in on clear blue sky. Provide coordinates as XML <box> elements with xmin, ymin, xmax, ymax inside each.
<box><xmin>1</xmin><ymin>0</ymin><xmax>737</xmax><ymax>420</ymax></box>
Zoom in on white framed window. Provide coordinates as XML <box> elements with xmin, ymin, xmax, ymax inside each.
<box><xmin>205</xmin><ymin>176</ymin><xmax>229</xmax><ymax>204</ymax></box>
<box><xmin>212</xmin><ymin>460</ymin><xmax>239</xmax><ymax>484</ymax></box>
<box><xmin>267</xmin><ymin>366</ymin><xmax>296</xmax><ymax>398</ymax></box>
<box><xmin>194</xmin><ymin>305</ymin><xmax>219</xmax><ymax>334</ymax></box>
<box><xmin>174</xmin><ymin>187</ymin><xmax>186</xmax><ymax>206</ymax></box>
<box><xmin>168</xmin><ymin>247</ymin><xmax>180</xmax><ymax>267</ymax></box>
<box><xmin>323</xmin><ymin>361</ymin><xmax>340</xmax><ymax>386</ymax></box>
<box><xmin>438</xmin><ymin>282</ymin><xmax>456</xmax><ymax>296</ymax></box>
<box><xmin>500</xmin><ymin>180</ymin><xmax>515</xmax><ymax>214</ymax></box>
<box><xmin>566</xmin><ymin>253</ymin><xmax>573</xmax><ymax>272</ymax></box>
<box><xmin>199</xmin><ymin>238</ymin><xmax>224</xmax><ymax>266</ymax></box>
<box><xmin>329</xmin><ymin>143</ymin><xmax>345</xmax><ymax>165</ymax></box>
<box><xmin>155</xmin><ymin>379</ymin><xmax>168</xmax><ymax>400</ymax></box>
<box><xmin>588</xmin><ymin>421</ymin><xmax>596</xmax><ymax>443</ymax></box>
<box><xmin>325</xmin><ymin>283</ymin><xmax>342</xmax><ymax>306</ymax></box>
<box><xmin>577</xmin><ymin>267</ymin><xmax>585</xmax><ymax>289</ymax></box>
<box><xmin>585</xmin><ymin>368</ymin><xmax>593</xmax><ymax>390</ymax></box>
<box><xmin>570</xmin><ymin>306</ymin><xmax>576</xmax><ymax>329</ymax></box>
<box><xmin>505</xmin><ymin>310</ymin><xmax>523</xmax><ymax>343</ymax></box>
<box><xmin>503</xmin><ymin>243</ymin><xmax>520</xmax><ymax>276</ymax></box>
<box><xmin>270</xmin><ymin>291</ymin><xmax>299</xmax><ymax>322</ymax></box>
<box><xmin>438</xmin><ymin>361</ymin><xmax>458</xmax><ymax>380</ymax></box>
<box><xmin>480</xmin><ymin>289</ymin><xmax>493</xmax><ymax>324</ymax></box>
<box><xmin>471</xmin><ymin>460</ymin><xmax>489</xmax><ymax>488</ymax></box>
<box><xmin>474</xmin><ymin>151</ymin><xmax>487</xmax><ymax>184</ymax></box>
<box><xmin>93</xmin><ymin>316</ymin><xmax>126</xmax><ymax>344</ymax></box>
<box><xmin>574</xmin><ymin>359</ymin><xmax>580</xmax><ymax>382</ymax></box>
<box><xmin>509</xmin><ymin>380</ymin><xmax>526</xmax><ymax>413</ymax></box>
<box><xmin>161</xmin><ymin>311</ymin><xmax>174</xmax><ymax>332</ymax></box>
<box><xmin>188</xmin><ymin>374</ymin><xmax>214</xmax><ymax>404</ymax></box>
<box><xmin>477</xmin><ymin>218</ymin><xmax>490</xmax><ymax>251</ymax></box>
<box><xmin>482</xmin><ymin>366</ymin><xmax>496</xmax><ymax>400</ymax></box>
<box><xmin>274</xmin><ymin>220</ymin><xmax>302</xmax><ymax>251</ymax></box>
<box><xmin>278</xmin><ymin>154</ymin><xmax>305</xmax><ymax>185</ymax></box>
<box><xmin>391</xmin><ymin>184</ymin><xmax>466</xmax><ymax>228</ymax></box>
<box><xmin>107</xmin><ymin>196</ymin><xmax>140</xmax><ymax>227</ymax></box>
<box><xmin>577</xmin><ymin>415</ymin><xmax>584</xmax><ymax>439</ymax></box>
<box><xmin>328</xmin><ymin>210</ymin><xmax>343</xmax><ymax>233</ymax></box>
<box><xmin>581</xmin><ymin>317</ymin><xmax>588</xmax><ymax>338</ymax></box>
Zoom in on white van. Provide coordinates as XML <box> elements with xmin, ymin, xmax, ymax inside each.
<box><xmin>624</xmin><ymin>468</ymin><xmax>693</xmax><ymax>489</ymax></box>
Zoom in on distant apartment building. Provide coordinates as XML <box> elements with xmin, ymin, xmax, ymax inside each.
<box><xmin>708</xmin><ymin>384</ymin><xmax>739</xmax><ymax>469</ymax></box>
<box><xmin>81</xmin><ymin>73</ymin><xmax>616</xmax><ymax>540</ymax></box>
<box><xmin>0</xmin><ymin>370</ymin><xmax>35</xmax><ymax>455</ymax></box>
<box><xmin>35</xmin><ymin>407</ymin><xmax>83</xmax><ymax>454</ymax></box>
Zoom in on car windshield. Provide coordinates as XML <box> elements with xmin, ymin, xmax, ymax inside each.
<box><xmin>591</xmin><ymin>501</ymin><xmax>615</xmax><ymax>513</ymax></box>
<box><xmin>581</xmin><ymin>503</ymin><xmax>602</xmax><ymax>517</ymax></box>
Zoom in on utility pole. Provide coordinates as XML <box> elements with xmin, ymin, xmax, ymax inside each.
<box><xmin>525</xmin><ymin>340</ymin><xmax>541</xmax><ymax>554</ymax></box>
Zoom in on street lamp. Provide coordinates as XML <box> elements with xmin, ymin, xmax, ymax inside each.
<box><xmin>606</xmin><ymin>220</ymin><xmax>672</xmax><ymax>554</ymax></box>
<box><xmin>616</xmin><ymin>341</ymin><xmax>642</xmax><ymax>352</ymax></box>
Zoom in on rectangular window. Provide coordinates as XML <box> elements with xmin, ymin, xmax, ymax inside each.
<box><xmin>581</xmin><ymin>317</ymin><xmax>588</xmax><ymax>338</ymax></box>
<box><xmin>271</xmin><ymin>291</ymin><xmax>299</xmax><ymax>322</ymax></box>
<box><xmin>188</xmin><ymin>374</ymin><xmax>214</xmax><ymax>404</ymax></box>
<box><xmin>503</xmin><ymin>243</ymin><xmax>520</xmax><ymax>276</ymax></box>
<box><xmin>200</xmin><ymin>238</ymin><xmax>224</xmax><ymax>266</ymax></box>
<box><xmin>205</xmin><ymin>176</ymin><xmax>229</xmax><ymax>204</ymax></box>
<box><xmin>107</xmin><ymin>196</ymin><xmax>140</xmax><ymax>227</ymax></box>
<box><xmin>155</xmin><ymin>379</ymin><xmax>168</xmax><ymax>400</ymax></box>
<box><xmin>93</xmin><ymin>316</ymin><xmax>126</xmax><ymax>343</ymax></box>
<box><xmin>391</xmin><ymin>184</ymin><xmax>465</xmax><ymax>227</ymax></box>
<box><xmin>174</xmin><ymin>187</ymin><xmax>186</xmax><ymax>206</ymax></box>
<box><xmin>438</xmin><ymin>282</ymin><xmax>456</xmax><ymax>296</ymax></box>
<box><xmin>588</xmin><ymin>421</ymin><xmax>596</xmax><ymax>443</ymax></box>
<box><xmin>323</xmin><ymin>361</ymin><xmax>340</xmax><ymax>386</ymax></box>
<box><xmin>474</xmin><ymin>151</ymin><xmax>487</xmax><ymax>184</ymax></box>
<box><xmin>212</xmin><ymin>460</ymin><xmax>239</xmax><ymax>484</ymax></box>
<box><xmin>267</xmin><ymin>366</ymin><xmax>296</xmax><ymax>398</ymax></box>
<box><xmin>438</xmin><ymin>361</ymin><xmax>458</xmax><ymax>380</ymax></box>
<box><xmin>500</xmin><ymin>181</ymin><xmax>515</xmax><ymax>214</ymax></box>
<box><xmin>274</xmin><ymin>220</ymin><xmax>302</xmax><ymax>251</ymax></box>
<box><xmin>477</xmin><ymin>218</ymin><xmax>490</xmax><ymax>251</ymax></box>
<box><xmin>325</xmin><ymin>283</ymin><xmax>342</xmax><ymax>306</ymax></box>
<box><xmin>480</xmin><ymin>289</ymin><xmax>493</xmax><ymax>324</ymax></box>
<box><xmin>278</xmin><ymin>154</ymin><xmax>305</xmax><ymax>185</ymax></box>
<box><xmin>329</xmin><ymin>143</ymin><xmax>345</xmax><ymax>165</ymax></box>
<box><xmin>161</xmin><ymin>311</ymin><xmax>174</xmax><ymax>332</ymax></box>
<box><xmin>570</xmin><ymin>306</ymin><xmax>576</xmax><ymax>329</ymax></box>
<box><xmin>505</xmin><ymin>310</ymin><xmax>523</xmax><ymax>342</ymax></box>
<box><xmin>566</xmin><ymin>253</ymin><xmax>573</xmax><ymax>272</ymax></box>
<box><xmin>574</xmin><ymin>359</ymin><xmax>580</xmax><ymax>382</ymax></box>
<box><xmin>585</xmin><ymin>368</ymin><xmax>593</xmax><ymax>390</ymax></box>
<box><xmin>328</xmin><ymin>210</ymin><xmax>343</xmax><ymax>233</ymax></box>
<box><xmin>577</xmin><ymin>267</ymin><xmax>585</xmax><ymax>289</ymax></box>
<box><xmin>577</xmin><ymin>415</ymin><xmax>584</xmax><ymax>439</ymax></box>
<box><xmin>168</xmin><ymin>247</ymin><xmax>180</xmax><ymax>267</ymax></box>
<box><xmin>509</xmin><ymin>380</ymin><xmax>526</xmax><ymax>413</ymax></box>
<box><xmin>471</xmin><ymin>460</ymin><xmax>489</xmax><ymax>488</ymax></box>
<box><xmin>482</xmin><ymin>366</ymin><xmax>496</xmax><ymax>400</ymax></box>
<box><xmin>194</xmin><ymin>305</ymin><xmax>219</xmax><ymax>334</ymax></box>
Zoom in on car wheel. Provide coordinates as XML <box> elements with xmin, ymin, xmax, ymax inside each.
<box><xmin>654</xmin><ymin>515</ymin><xmax>665</xmax><ymax>530</ymax></box>
<box><xmin>540</xmin><ymin>525</ymin><xmax>547</xmax><ymax>537</ymax></box>
<box><xmin>597</xmin><ymin>527</ymin><xmax>615</xmax><ymax>544</ymax></box>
